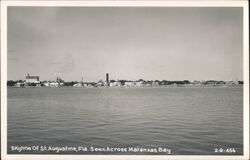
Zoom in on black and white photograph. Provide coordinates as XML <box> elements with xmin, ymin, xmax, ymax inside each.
<box><xmin>1</xmin><ymin>1</ymin><xmax>249</xmax><ymax>160</ymax></box>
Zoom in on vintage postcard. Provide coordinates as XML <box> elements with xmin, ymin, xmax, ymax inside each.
<box><xmin>1</xmin><ymin>1</ymin><xmax>249</xmax><ymax>160</ymax></box>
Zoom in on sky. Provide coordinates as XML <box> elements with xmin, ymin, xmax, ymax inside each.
<box><xmin>7</xmin><ymin>7</ymin><xmax>243</xmax><ymax>82</ymax></box>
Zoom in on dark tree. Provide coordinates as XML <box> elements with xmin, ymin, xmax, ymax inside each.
<box><xmin>7</xmin><ymin>80</ymin><xmax>16</xmax><ymax>86</ymax></box>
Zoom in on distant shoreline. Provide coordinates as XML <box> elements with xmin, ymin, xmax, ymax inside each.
<box><xmin>7</xmin><ymin>84</ymin><xmax>243</xmax><ymax>89</ymax></box>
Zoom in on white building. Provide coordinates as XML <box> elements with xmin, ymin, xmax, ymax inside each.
<box><xmin>43</xmin><ymin>81</ymin><xmax>62</xmax><ymax>87</ymax></box>
<box><xmin>49</xmin><ymin>82</ymin><xmax>60</xmax><ymax>87</ymax></box>
<box><xmin>25</xmin><ymin>74</ymin><xmax>40</xmax><ymax>83</ymax></box>
<box><xmin>109</xmin><ymin>81</ymin><xmax>122</xmax><ymax>87</ymax></box>
<box><xmin>124</xmin><ymin>81</ymin><xmax>133</xmax><ymax>87</ymax></box>
<box><xmin>15</xmin><ymin>82</ymin><xmax>25</xmax><ymax>88</ymax></box>
<box><xmin>73</xmin><ymin>83</ymin><xmax>83</xmax><ymax>87</ymax></box>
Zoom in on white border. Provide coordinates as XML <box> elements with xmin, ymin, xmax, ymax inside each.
<box><xmin>1</xmin><ymin>1</ymin><xmax>249</xmax><ymax>160</ymax></box>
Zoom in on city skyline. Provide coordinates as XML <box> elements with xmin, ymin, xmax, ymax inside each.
<box><xmin>8</xmin><ymin>7</ymin><xmax>243</xmax><ymax>82</ymax></box>
<box><xmin>7</xmin><ymin>72</ymin><xmax>243</xmax><ymax>88</ymax></box>
<box><xmin>7</xmin><ymin>72</ymin><xmax>243</xmax><ymax>82</ymax></box>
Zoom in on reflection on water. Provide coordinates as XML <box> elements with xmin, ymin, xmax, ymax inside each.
<box><xmin>8</xmin><ymin>87</ymin><xmax>243</xmax><ymax>155</ymax></box>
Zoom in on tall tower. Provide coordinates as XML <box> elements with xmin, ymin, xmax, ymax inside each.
<box><xmin>106</xmin><ymin>73</ymin><xmax>109</xmax><ymax>86</ymax></box>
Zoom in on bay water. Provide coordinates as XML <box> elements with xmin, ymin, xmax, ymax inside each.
<box><xmin>7</xmin><ymin>87</ymin><xmax>243</xmax><ymax>155</ymax></box>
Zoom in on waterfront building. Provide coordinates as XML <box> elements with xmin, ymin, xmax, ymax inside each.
<box><xmin>49</xmin><ymin>82</ymin><xmax>60</xmax><ymax>87</ymax></box>
<box><xmin>206</xmin><ymin>80</ymin><xmax>217</xmax><ymax>86</ymax></box>
<box><xmin>83</xmin><ymin>83</ymin><xmax>94</xmax><ymax>88</ymax></box>
<box><xmin>152</xmin><ymin>81</ymin><xmax>159</xmax><ymax>86</ymax></box>
<box><xmin>139</xmin><ymin>79</ymin><xmax>145</xmax><ymax>85</ymax></box>
<box><xmin>133</xmin><ymin>81</ymin><xmax>143</xmax><ymax>87</ymax></box>
<box><xmin>109</xmin><ymin>81</ymin><xmax>122</xmax><ymax>87</ymax></box>
<box><xmin>124</xmin><ymin>81</ymin><xmax>133</xmax><ymax>87</ymax></box>
<box><xmin>25</xmin><ymin>74</ymin><xmax>40</xmax><ymax>83</ymax></box>
<box><xmin>218</xmin><ymin>81</ymin><xmax>226</xmax><ymax>85</ymax></box>
<box><xmin>43</xmin><ymin>82</ymin><xmax>50</xmax><ymax>87</ymax></box>
<box><xmin>42</xmin><ymin>81</ymin><xmax>63</xmax><ymax>87</ymax></box>
<box><xmin>192</xmin><ymin>80</ymin><xmax>202</xmax><ymax>86</ymax></box>
<box><xmin>73</xmin><ymin>83</ymin><xmax>83</xmax><ymax>87</ymax></box>
<box><xmin>226</xmin><ymin>80</ymin><xmax>239</xmax><ymax>86</ymax></box>
<box><xmin>72</xmin><ymin>77</ymin><xmax>84</xmax><ymax>87</ymax></box>
<box><xmin>96</xmin><ymin>80</ymin><xmax>105</xmax><ymax>87</ymax></box>
<box><xmin>15</xmin><ymin>82</ymin><xmax>25</xmax><ymax>88</ymax></box>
